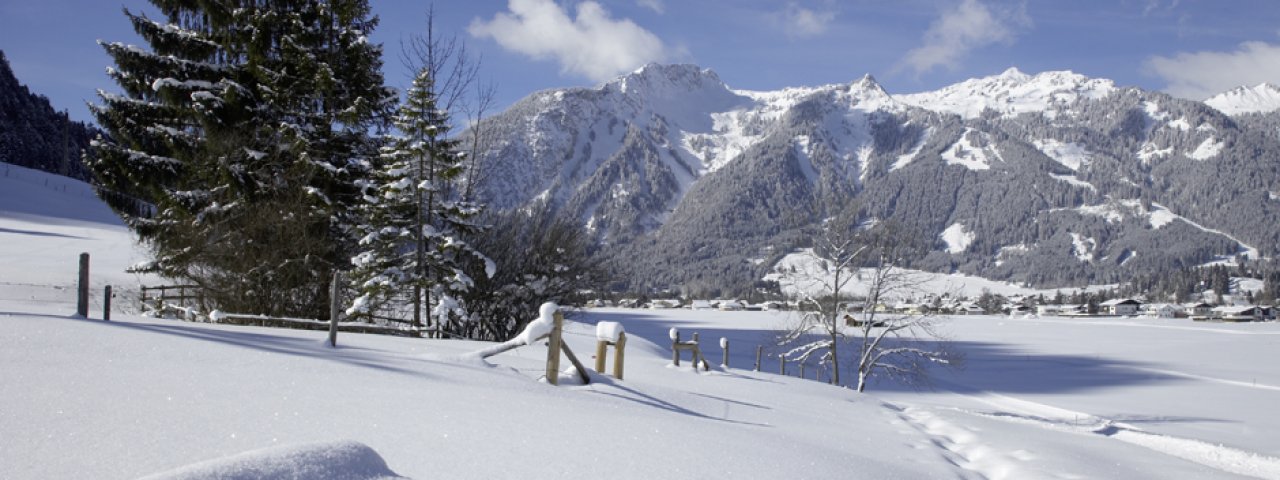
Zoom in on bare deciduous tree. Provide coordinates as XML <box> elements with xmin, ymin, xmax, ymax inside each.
<box><xmin>775</xmin><ymin>216</ymin><xmax>960</xmax><ymax>391</ymax></box>
<box><xmin>847</xmin><ymin>222</ymin><xmax>960</xmax><ymax>392</ymax></box>
<box><xmin>774</xmin><ymin>213</ymin><xmax>866</xmax><ymax>386</ymax></box>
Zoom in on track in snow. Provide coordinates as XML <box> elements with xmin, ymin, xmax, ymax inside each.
<box><xmin>952</xmin><ymin>391</ymin><xmax>1280</xmax><ymax>480</ymax></box>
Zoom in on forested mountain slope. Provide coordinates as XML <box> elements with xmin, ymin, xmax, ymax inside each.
<box><xmin>471</xmin><ymin>64</ymin><xmax>1279</xmax><ymax>294</ymax></box>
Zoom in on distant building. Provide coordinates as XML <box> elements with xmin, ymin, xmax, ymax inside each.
<box><xmin>760</xmin><ymin>301</ymin><xmax>785</xmax><ymax>311</ymax></box>
<box><xmin>689</xmin><ymin>300</ymin><xmax>714</xmax><ymax>310</ymax></box>
<box><xmin>649</xmin><ymin>299</ymin><xmax>680</xmax><ymax>309</ymax></box>
<box><xmin>894</xmin><ymin>303</ymin><xmax>928</xmax><ymax>315</ymax></box>
<box><xmin>1100</xmin><ymin>298</ymin><xmax>1141</xmax><ymax>316</ymax></box>
<box><xmin>719</xmin><ymin>300</ymin><xmax>745</xmax><ymax>311</ymax></box>
<box><xmin>1183</xmin><ymin>302</ymin><xmax>1214</xmax><ymax>319</ymax></box>
<box><xmin>1142</xmin><ymin>303</ymin><xmax>1180</xmax><ymax>318</ymax></box>
<box><xmin>1035</xmin><ymin>305</ymin><xmax>1062</xmax><ymax>316</ymax></box>
<box><xmin>1213</xmin><ymin>305</ymin><xmax>1264</xmax><ymax>322</ymax></box>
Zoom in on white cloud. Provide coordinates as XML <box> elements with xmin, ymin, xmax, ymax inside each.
<box><xmin>1142</xmin><ymin>0</ymin><xmax>1180</xmax><ymax>16</ymax></box>
<box><xmin>783</xmin><ymin>3</ymin><xmax>836</xmax><ymax>38</ymax></box>
<box><xmin>468</xmin><ymin>0</ymin><xmax>669</xmax><ymax>83</ymax></box>
<box><xmin>1146</xmin><ymin>41</ymin><xmax>1280</xmax><ymax>99</ymax></box>
<box><xmin>637</xmin><ymin>0</ymin><xmax>664</xmax><ymax>14</ymax></box>
<box><xmin>900</xmin><ymin>0</ymin><xmax>1031</xmax><ymax>75</ymax></box>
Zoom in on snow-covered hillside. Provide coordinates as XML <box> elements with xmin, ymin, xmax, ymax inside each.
<box><xmin>4</xmin><ymin>162</ymin><xmax>1280</xmax><ymax>479</ymax></box>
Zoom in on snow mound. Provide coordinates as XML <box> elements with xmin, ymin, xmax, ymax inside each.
<box><xmin>596</xmin><ymin>321</ymin><xmax>624</xmax><ymax>342</ymax></box>
<box><xmin>139</xmin><ymin>441</ymin><xmax>403</xmax><ymax>480</ymax></box>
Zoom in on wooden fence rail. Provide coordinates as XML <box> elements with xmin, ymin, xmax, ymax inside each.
<box><xmin>213</xmin><ymin>312</ymin><xmax>423</xmax><ymax>337</ymax></box>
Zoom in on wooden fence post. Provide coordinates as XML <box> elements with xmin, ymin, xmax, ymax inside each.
<box><xmin>755</xmin><ymin>345</ymin><xmax>763</xmax><ymax>372</ymax></box>
<box><xmin>614</xmin><ymin>333</ymin><xmax>626</xmax><ymax>380</ymax></box>
<box><xmin>691</xmin><ymin>332</ymin><xmax>699</xmax><ymax>367</ymax></box>
<box><xmin>721</xmin><ymin>337</ymin><xmax>729</xmax><ymax>368</ymax></box>
<box><xmin>671</xmin><ymin>329</ymin><xmax>680</xmax><ymax>366</ymax></box>
<box><xmin>329</xmin><ymin>271</ymin><xmax>341</xmax><ymax>348</ymax></box>
<box><xmin>76</xmin><ymin>253</ymin><xmax>89</xmax><ymax>317</ymax></box>
<box><xmin>546</xmin><ymin>311</ymin><xmax>564</xmax><ymax>385</ymax></box>
<box><xmin>595</xmin><ymin>340</ymin><xmax>608</xmax><ymax>373</ymax></box>
<box><xmin>103</xmin><ymin>285</ymin><xmax>112</xmax><ymax>321</ymax></box>
<box><xmin>800</xmin><ymin>361</ymin><xmax>806</xmax><ymax>379</ymax></box>
<box><xmin>779</xmin><ymin>354</ymin><xmax>786</xmax><ymax>375</ymax></box>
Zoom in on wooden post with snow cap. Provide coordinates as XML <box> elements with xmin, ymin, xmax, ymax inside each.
<box><xmin>595</xmin><ymin>321</ymin><xmax>626</xmax><ymax>380</ymax></box>
<box><xmin>76</xmin><ymin>253</ymin><xmax>89</xmax><ymax>317</ymax></box>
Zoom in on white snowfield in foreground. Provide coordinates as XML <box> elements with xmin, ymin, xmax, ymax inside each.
<box><xmin>4</xmin><ymin>162</ymin><xmax>1280</xmax><ymax>479</ymax></box>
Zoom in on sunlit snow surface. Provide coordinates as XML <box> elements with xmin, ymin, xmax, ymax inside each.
<box><xmin>4</xmin><ymin>163</ymin><xmax>1280</xmax><ymax>479</ymax></box>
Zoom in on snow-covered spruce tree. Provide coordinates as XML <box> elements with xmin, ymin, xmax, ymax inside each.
<box><xmin>90</xmin><ymin>1</ymin><xmax>393</xmax><ymax>317</ymax></box>
<box><xmin>348</xmin><ymin>68</ymin><xmax>490</xmax><ymax>333</ymax></box>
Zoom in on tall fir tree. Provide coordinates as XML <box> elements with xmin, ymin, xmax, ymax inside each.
<box><xmin>348</xmin><ymin>69</ymin><xmax>490</xmax><ymax>333</ymax></box>
<box><xmin>90</xmin><ymin>1</ymin><xmax>394</xmax><ymax>317</ymax></box>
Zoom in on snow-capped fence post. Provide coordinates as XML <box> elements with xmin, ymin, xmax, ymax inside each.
<box><xmin>720</xmin><ymin>337</ymin><xmax>729</xmax><ymax>368</ymax></box>
<box><xmin>755</xmin><ymin>345</ymin><xmax>763</xmax><ymax>372</ymax></box>
<box><xmin>671</xmin><ymin>329</ymin><xmax>710</xmax><ymax>371</ymax></box>
<box><xmin>328</xmin><ymin>271</ymin><xmax>341</xmax><ymax>348</ymax></box>
<box><xmin>594</xmin><ymin>321</ymin><xmax>626</xmax><ymax>380</ymax></box>
<box><xmin>103</xmin><ymin>285</ymin><xmax>112</xmax><ymax>321</ymax></box>
<box><xmin>76</xmin><ymin>253</ymin><xmax>89</xmax><ymax>317</ymax></box>
<box><xmin>546</xmin><ymin>311</ymin><xmax>565</xmax><ymax>385</ymax></box>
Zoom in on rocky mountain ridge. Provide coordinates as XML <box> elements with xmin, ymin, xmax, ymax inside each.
<box><xmin>471</xmin><ymin>64</ymin><xmax>1280</xmax><ymax>294</ymax></box>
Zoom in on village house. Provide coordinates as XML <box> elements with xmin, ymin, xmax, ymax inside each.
<box><xmin>1213</xmin><ymin>305</ymin><xmax>1264</xmax><ymax>322</ymax></box>
<box><xmin>1183</xmin><ymin>302</ymin><xmax>1214</xmax><ymax>319</ymax></box>
<box><xmin>1142</xmin><ymin>303</ymin><xmax>1180</xmax><ymax>318</ymax></box>
<box><xmin>893</xmin><ymin>303</ymin><xmax>928</xmax><ymax>315</ymax></box>
<box><xmin>718</xmin><ymin>300</ymin><xmax>745</xmax><ymax>311</ymax></box>
<box><xmin>689</xmin><ymin>300</ymin><xmax>714</xmax><ymax>310</ymax></box>
<box><xmin>1100</xmin><ymin>298</ymin><xmax>1141</xmax><ymax>316</ymax></box>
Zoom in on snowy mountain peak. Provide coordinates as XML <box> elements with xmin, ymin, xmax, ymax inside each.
<box><xmin>998</xmin><ymin>66</ymin><xmax>1029</xmax><ymax>80</ymax></box>
<box><xmin>609</xmin><ymin>63</ymin><xmax>731</xmax><ymax>98</ymax></box>
<box><xmin>1205</xmin><ymin>83</ymin><xmax>1280</xmax><ymax>116</ymax></box>
<box><xmin>844</xmin><ymin>73</ymin><xmax>897</xmax><ymax>111</ymax></box>
<box><xmin>895</xmin><ymin>68</ymin><xmax>1116</xmax><ymax>119</ymax></box>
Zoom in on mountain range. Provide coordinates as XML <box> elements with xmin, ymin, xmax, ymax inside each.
<box><xmin>469</xmin><ymin>64</ymin><xmax>1280</xmax><ymax>295</ymax></box>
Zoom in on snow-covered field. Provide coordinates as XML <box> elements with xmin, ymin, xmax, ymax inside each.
<box><xmin>4</xmin><ymin>162</ymin><xmax>1280</xmax><ymax>479</ymax></box>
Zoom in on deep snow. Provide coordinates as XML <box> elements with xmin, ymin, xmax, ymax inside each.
<box><xmin>4</xmin><ymin>162</ymin><xmax>1280</xmax><ymax>479</ymax></box>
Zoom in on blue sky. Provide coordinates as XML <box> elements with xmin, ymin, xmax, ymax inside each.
<box><xmin>3</xmin><ymin>0</ymin><xmax>1280</xmax><ymax>125</ymax></box>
